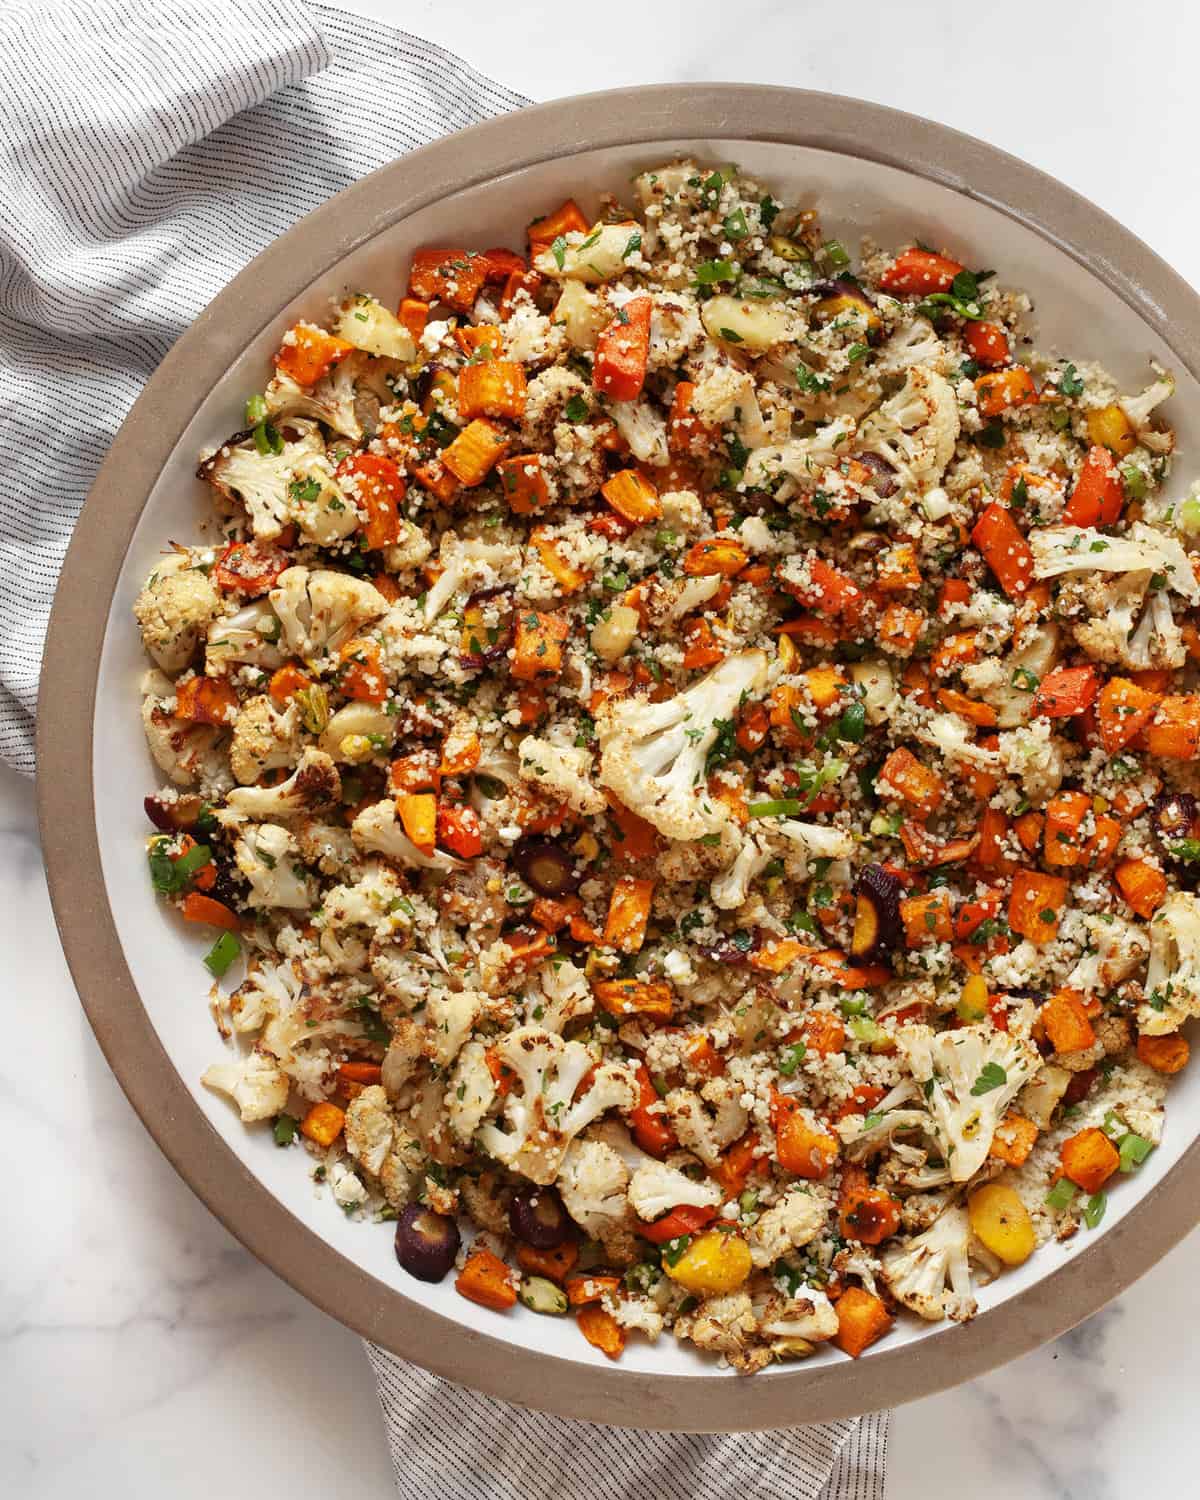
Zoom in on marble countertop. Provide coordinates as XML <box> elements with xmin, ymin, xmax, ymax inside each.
<box><xmin>6</xmin><ymin>1</ymin><xmax>1200</xmax><ymax>1494</ymax></box>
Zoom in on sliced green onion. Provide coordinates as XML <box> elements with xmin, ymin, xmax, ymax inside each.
<box><xmin>1083</xmin><ymin>1191</ymin><xmax>1107</xmax><ymax>1229</ymax></box>
<box><xmin>821</xmin><ymin>240</ymin><xmax>850</xmax><ymax>269</ymax></box>
<box><xmin>244</xmin><ymin>393</ymin><xmax>267</xmax><ymax>425</ymax></box>
<box><xmin>1045</xmin><ymin>1178</ymin><xmax>1078</xmax><ymax>1212</ymax></box>
<box><xmin>253</xmin><ymin>420</ymin><xmax>283</xmax><ymax>456</ymax></box>
<box><xmin>748</xmin><ymin>797</ymin><xmax>805</xmax><ymax>818</ymax></box>
<box><xmin>777</xmin><ymin>1042</ymin><xmax>807</xmax><ymax>1076</ymax></box>
<box><xmin>203</xmin><ymin>931</ymin><xmax>241</xmax><ymax>978</ymax></box>
<box><xmin>273</xmin><ymin>1113</ymin><xmax>298</xmax><ymax>1147</ymax></box>
<box><xmin>839</xmin><ymin>995</ymin><xmax>868</xmax><ymax>1017</ymax></box>
<box><xmin>1101</xmin><ymin>1109</ymin><xmax>1126</xmax><ymax>1140</ymax></box>
<box><xmin>861</xmin><ymin>1110</ymin><xmax>884</xmax><ymax>1131</ymax></box>
<box><xmin>1121</xmin><ymin>464</ymin><xmax>1148</xmax><ymax>500</ymax></box>
<box><xmin>1118</xmin><ymin>1132</ymin><xmax>1154</xmax><ymax>1173</ymax></box>
<box><xmin>694</xmin><ymin>258</ymin><xmax>738</xmax><ymax>285</ymax></box>
<box><xmin>847</xmin><ymin>1016</ymin><xmax>886</xmax><ymax>1045</ymax></box>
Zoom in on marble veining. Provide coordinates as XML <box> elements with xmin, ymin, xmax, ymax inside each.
<box><xmin>7</xmin><ymin>1</ymin><xmax>1200</xmax><ymax>1492</ymax></box>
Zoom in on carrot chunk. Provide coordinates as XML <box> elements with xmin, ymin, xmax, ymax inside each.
<box><xmin>455</xmin><ymin>1248</ymin><xmax>519</xmax><ymax>1310</ymax></box>
<box><xmin>593</xmin><ymin>295</ymin><xmax>652</xmax><ymax>402</ymax></box>
<box><xmin>833</xmin><ymin>1286</ymin><xmax>894</xmax><ymax>1358</ymax></box>
<box><xmin>1063</xmin><ymin>444</ymin><xmax>1124</xmax><ymax>527</ymax></box>
<box><xmin>1060</xmin><ymin>1127</ymin><xmax>1120</xmax><ymax>1194</ymax></box>
<box><xmin>971</xmin><ymin>501</ymin><xmax>1035</xmax><ymax>596</ymax></box>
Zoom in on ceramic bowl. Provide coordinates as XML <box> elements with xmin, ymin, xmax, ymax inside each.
<box><xmin>39</xmin><ymin>85</ymin><xmax>1200</xmax><ymax>1430</ymax></box>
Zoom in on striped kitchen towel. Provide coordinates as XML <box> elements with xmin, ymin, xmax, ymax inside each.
<box><xmin>0</xmin><ymin>2</ymin><xmax>888</xmax><ymax>1492</ymax></box>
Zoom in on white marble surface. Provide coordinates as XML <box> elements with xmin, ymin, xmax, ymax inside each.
<box><xmin>6</xmin><ymin>1</ymin><xmax>1200</xmax><ymax>1494</ymax></box>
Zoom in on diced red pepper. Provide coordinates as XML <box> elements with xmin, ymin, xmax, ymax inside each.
<box><xmin>634</xmin><ymin>1204</ymin><xmax>716</xmax><ymax>1244</ymax></box>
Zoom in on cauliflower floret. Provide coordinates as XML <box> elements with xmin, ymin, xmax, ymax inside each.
<box><xmin>264</xmin><ymin>349</ymin><xmax>370</xmax><ymax>440</ymax></box>
<box><xmin>351</xmin><ymin>798</ymin><xmax>462</xmax><ymax>874</ymax></box>
<box><xmin>608</xmin><ymin>398</ymin><xmax>669</xmax><ymax>466</ymax></box>
<box><xmin>756</xmin><ymin>1287</ymin><xmax>839</xmax><ymax>1349</ymax></box>
<box><xmin>197</xmin><ymin>419</ymin><xmax>325</xmax><ymax>539</ymax></box>
<box><xmin>287</xmin><ymin>454</ymin><xmax>358</xmax><ymax>546</ymax></box>
<box><xmin>517</xmin><ymin>737</ymin><xmax>605</xmax><ymax>817</ymax></box>
<box><xmin>626</xmin><ymin>1159</ymin><xmax>722</xmax><ymax>1221</ymax></box>
<box><xmin>961</xmin><ymin>624</ymin><xmax>1060</xmax><ymax>728</ymax></box>
<box><xmin>224</xmin><ymin>747</ymin><xmax>340</xmax><ymax>821</ymax></box>
<box><xmin>205</xmin><ymin>600</ymin><xmax>286</xmax><ymax>677</ymax></box>
<box><xmin>690</xmin><ymin>366</ymin><xmax>770</xmax><ymax>448</ymax></box>
<box><xmin>522</xmin><ymin>957</ymin><xmax>593</xmax><ymax>1034</ymax></box>
<box><xmin>425</xmin><ymin>989</ymin><xmax>484</xmax><ymax>1068</ymax></box>
<box><xmin>476</xmin><ymin>1028</ymin><xmax>636</xmax><ymax>1184</ymax></box>
<box><xmin>556</xmin><ymin>1137</ymin><xmax>634</xmax><ymax>1248</ymax></box>
<box><xmin>857</xmin><ymin>363</ymin><xmax>959</xmax><ymax>493</ymax></box>
<box><xmin>140</xmin><ymin>670</ymin><xmax>228</xmax><ymax>789</ymax></box>
<box><xmin>874</xmin><ymin>316</ymin><xmax>945</xmax><ymax>375</ymax></box>
<box><xmin>743</xmin><ymin>416</ymin><xmax>858</xmax><ymax>496</ymax></box>
<box><xmin>1140</xmin><ymin>890</ymin><xmax>1200</xmax><ymax>1034</ymax></box>
<box><xmin>235</xmin><ymin>822</ymin><xmax>313</xmax><ymax>909</ymax></box>
<box><xmin>229</xmin><ymin>694</ymin><xmax>301</xmax><ymax>785</ymax></box>
<box><xmin>674</xmin><ymin>1290</ymin><xmax>767</xmax><ymax>1373</ymax></box>
<box><xmin>1032</xmin><ymin>522</ymin><xmax>1199</xmax><ymax>671</ymax></box>
<box><xmin>420</xmin><ymin>535</ymin><xmax>521</xmax><ymax>626</ymax></box>
<box><xmin>201</xmin><ymin>1047</ymin><xmax>289</xmax><ymax>1122</ymax></box>
<box><xmin>711</xmin><ymin>817</ymin><xmax>855</xmax><ymax>910</ymax></box>
<box><xmin>896</xmin><ymin>1024</ymin><xmax>1041</xmax><ymax>1181</ymax></box>
<box><xmin>133</xmin><ymin>568</ymin><xmax>221</xmax><ymax>673</ymax></box>
<box><xmin>1015</xmin><ymin>1063</ymin><xmax>1073</xmax><ymax>1130</ymax></box>
<box><xmin>880</xmin><ymin>1205</ymin><xmax>976</xmax><ymax>1322</ymax></box>
<box><xmin>746</xmin><ymin>1190</ymin><xmax>824</xmax><ymax>1269</ymax></box>
<box><xmin>1067</xmin><ymin>914</ymin><xmax>1148</xmax><ymax>996</ymax></box>
<box><xmin>445</xmin><ymin>1040</ymin><xmax>498</xmax><ymax>1143</ymax></box>
<box><xmin>665</xmin><ymin>1079</ymin><xmax>748</xmax><ymax>1167</ymax></box>
<box><xmin>1119</xmin><ymin>368</ymin><xmax>1175</xmax><ymax>454</ymax></box>
<box><xmin>598</xmin><ymin>649</ymin><xmax>768</xmax><ymax>838</ymax></box>
<box><xmin>343</xmin><ymin>1084</ymin><xmax>397</xmax><ymax>1176</ymax></box>
<box><xmin>269</xmin><ymin>566</ymin><xmax>390</xmax><ymax>658</ymax></box>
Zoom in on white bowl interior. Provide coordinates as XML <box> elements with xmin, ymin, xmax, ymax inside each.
<box><xmin>93</xmin><ymin>138</ymin><xmax>1199</xmax><ymax>1378</ymax></box>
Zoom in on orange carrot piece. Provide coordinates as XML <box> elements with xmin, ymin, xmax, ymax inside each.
<box><xmin>174</xmin><ymin>675</ymin><xmax>239</xmax><ymax>726</ymax></box>
<box><xmin>838</xmin><ymin>1164</ymin><xmax>902</xmax><ymax>1246</ymax></box>
<box><xmin>601</xmin><ymin>468</ymin><xmax>661</xmax><ymax>525</ymax></box>
<box><xmin>396</xmin><ymin>792</ymin><xmax>438</xmax><ymax>854</ymax></box>
<box><xmin>592</xmin><ymin>979</ymin><xmax>674</xmax><ymax>1019</ymax></box>
<box><xmin>1008</xmin><ymin>869</ymin><xmax>1069</xmax><ymax>944</ymax></box>
<box><xmin>602</xmin><ymin>876</ymin><xmax>655</xmax><ymax>953</ymax></box>
<box><xmin>527</xmin><ymin>198</ymin><xmax>589</xmax><ymax>251</ymax></box>
<box><xmin>989</xmin><ymin>1111</ymin><xmax>1039</xmax><ymax>1168</ymax></box>
<box><xmin>299</xmin><ymin>1101</ymin><xmax>346</xmax><ymax>1148</ymax></box>
<box><xmin>1034</xmin><ymin>666</ymin><xmax>1101</xmax><ymax>719</ymax></box>
<box><xmin>593</xmin><ymin>295</ymin><xmax>652</xmax><ymax>403</ymax></box>
<box><xmin>630</xmin><ymin>1063</ymin><xmax>677</xmax><ymax>1157</ymax></box>
<box><xmin>339</xmin><ymin>637</ymin><xmax>387</xmax><ymax>703</ymax></box>
<box><xmin>499</xmin><ymin>454</ymin><xmax>553</xmax><ymax>514</ymax></box>
<box><xmin>878</xmin><ymin>248</ymin><xmax>963</xmax><ymax>295</ymax></box>
<box><xmin>975</xmin><ymin>366</ymin><xmax>1038</xmax><ymax>418</ymax></box>
<box><xmin>441</xmin><ymin>418</ymin><xmax>509</xmax><ymax>486</ymax></box>
<box><xmin>274</xmin><ymin>323</ymin><xmax>355</xmax><ymax>387</ymax></box>
<box><xmin>963</xmin><ymin>320</ymin><xmax>1010</xmax><ymax>367</ymax></box>
<box><xmin>833</xmin><ymin>1286</ymin><xmax>894</xmax><ymax>1358</ymax></box>
<box><xmin>936</xmin><ymin>688</ymin><xmax>997</xmax><ymax>727</ymax></box>
<box><xmin>683</xmin><ymin>538</ymin><xmax>750</xmax><ymax>577</ymax></box>
<box><xmin>457</xmin><ymin>360</ymin><xmax>527</xmax><ymax>420</ymax></box>
<box><xmin>511</xmin><ymin>609</ymin><xmax>569</xmax><ymax>682</ymax></box>
<box><xmin>772</xmin><ymin>1092</ymin><xmax>839</xmax><ymax>1179</ymax></box>
<box><xmin>1043</xmin><ymin>790</ymin><xmax>1091</xmax><ymax>868</ymax></box>
<box><xmin>337</xmin><ymin>452</ymin><xmax>405</xmax><ymax>550</ymax></box>
<box><xmin>408</xmin><ymin>248</ymin><xmax>489</xmax><ymax>312</ymax></box>
<box><xmin>1114</xmin><ymin>857</ymin><xmax>1167</xmax><ymax>918</ymax></box>
<box><xmin>515</xmin><ymin>1241</ymin><xmax>579</xmax><ymax>1283</ymax></box>
<box><xmin>1042</xmin><ymin>987</ymin><xmax>1096</xmax><ymax>1053</ymax></box>
<box><xmin>900</xmin><ymin>891</ymin><xmax>954</xmax><ymax>946</ymax></box>
<box><xmin>1136</xmin><ymin>1033</ymin><xmax>1190</xmax><ymax>1075</ymax></box>
<box><xmin>180</xmin><ymin>891</ymin><xmax>240</xmax><ymax>931</ymax></box>
<box><xmin>1060</xmin><ymin>1127</ymin><xmax>1120</xmax><ymax>1194</ymax></box>
<box><xmin>1063</xmin><ymin>444</ymin><xmax>1125</xmax><ymax>528</ymax></box>
<box><xmin>455</xmin><ymin>1248</ymin><xmax>519</xmax><ymax>1311</ymax></box>
<box><xmin>1142</xmin><ymin>695</ymin><xmax>1200</xmax><ymax>760</ymax></box>
<box><xmin>268</xmin><ymin>662</ymin><xmax>311</xmax><ymax>706</ymax></box>
<box><xmin>397</xmin><ymin>297</ymin><xmax>429</xmax><ymax>339</ymax></box>
<box><xmin>877</xmin><ymin>746</ymin><xmax>944</xmax><ymax>817</ymax></box>
<box><xmin>575</xmin><ymin>1303</ymin><xmax>626</xmax><ymax>1359</ymax></box>
<box><xmin>606</xmin><ymin>792</ymin><xmax>660</xmax><ymax>862</ymax></box>
<box><xmin>972</xmin><ymin>501</ymin><xmax>1035</xmax><ymax>597</ymax></box>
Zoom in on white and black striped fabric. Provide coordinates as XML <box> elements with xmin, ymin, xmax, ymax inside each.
<box><xmin>0</xmin><ymin>2</ymin><xmax>889</xmax><ymax>1490</ymax></box>
<box><xmin>367</xmin><ymin>1342</ymin><xmax>889</xmax><ymax>1500</ymax></box>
